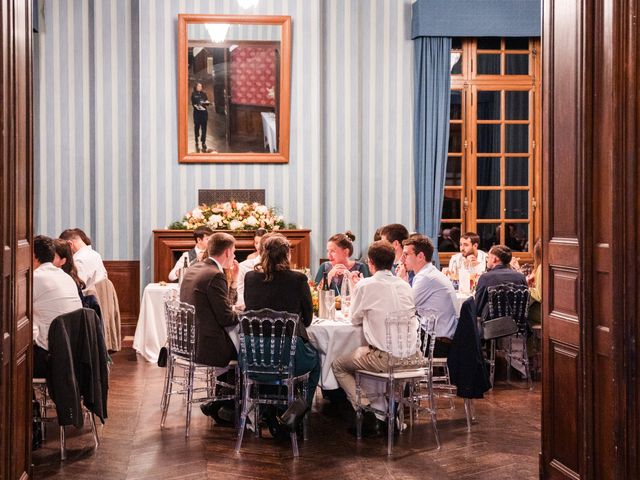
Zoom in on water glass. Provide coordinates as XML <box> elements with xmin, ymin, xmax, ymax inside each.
<box><xmin>323</xmin><ymin>290</ymin><xmax>336</xmax><ymax>320</ymax></box>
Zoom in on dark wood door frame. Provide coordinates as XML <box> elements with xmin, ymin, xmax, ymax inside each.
<box><xmin>542</xmin><ymin>0</ymin><xmax>639</xmax><ymax>478</ymax></box>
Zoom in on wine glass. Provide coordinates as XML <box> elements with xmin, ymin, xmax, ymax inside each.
<box><xmin>341</xmin><ymin>295</ymin><xmax>351</xmax><ymax>318</ymax></box>
<box><xmin>323</xmin><ymin>290</ymin><xmax>335</xmax><ymax>320</ymax></box>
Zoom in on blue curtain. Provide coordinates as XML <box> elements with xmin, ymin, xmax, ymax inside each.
<box><xmin>413</xmin><ymin>37</ymin><xmax>451</xmax><ymax>267</ymax></box>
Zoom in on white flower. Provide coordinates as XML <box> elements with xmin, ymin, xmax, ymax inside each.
<box><xmin>229</xmin><ymin>219</ymin><xmax>243</xmax><ymax>230</ymax></box>
<box><xmin>236</xmin><ymin>202</ymin><xmax>246</xmax><ymax>210</ymax></box>
<box><xmin>208</xmin><ymin>214</ymin><xmax>223</xmax><ymax>227</ymax></box>
<box><xmin>191</xmin><ymin>207</ymin><xmax>204</xmax><ymax>219</ymax></box>
<box><xmin>256</xmin><ymin>205</ymin><xmax>269</xmax><ymax>215</ymax></box>
<box><xmin>245</xmin><ymin>216</ymin><xmax>258</xmax><ymax>227</ymax></box>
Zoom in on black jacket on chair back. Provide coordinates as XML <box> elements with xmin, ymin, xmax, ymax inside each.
<box><xmin>447</xmin><ymin>297</ymin><xmax>492</xmax><ymax>398</ymax></box>
<box><xmin>47</xmin><ymin>308</ymin><xmax>109</xmax><ymax>427</ymax></box>
<box><xmin>179</xmin><ymin>258</ymin><xmax>239</xmax><ymax>367</ymax></box>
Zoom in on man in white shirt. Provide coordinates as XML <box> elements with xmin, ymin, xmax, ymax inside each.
<box><xmin>448</xmin><ymin>231</ymin><xmax>487</xmax><ymax>276</ymax></box>
<box><xmin>59</xmin><ymin>228</ymin><xmax>107</xmax><ymax>293</ymax></box>
<box><xmin>379</xmin><ymin>223</ymin><xmax>409</xmax><ymax>274</ymax></box>
<box><xmin>167</xmin><ymin>226</ymin><xmax>213</xmax><ymax>281</ymax></box>
<box><xmin>402</xmin><ymin>235</ymin><xmax>458</xmax><ymax>358</ymax></box>
<box><xmin>332</xmin><ymin>241</ymin><xmax>417</xmax><ymax>436</ymax></box>
<box><xmin>235</xmin><ymin>229</ymin><xmax>268</xmax><ymax>307</ymax></box>
<box><xmin>33</xmin><ymin>235</ymin><xmax>83</xmax><ymax>377</ymax></box>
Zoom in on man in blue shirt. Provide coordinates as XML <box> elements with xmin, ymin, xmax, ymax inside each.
<box><xmin>402</xmin><ymin>235</ymin><xmax>458</xmax><ymax>358</ymax></box>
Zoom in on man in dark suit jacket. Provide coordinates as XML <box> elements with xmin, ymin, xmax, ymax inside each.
<box><xmin>179</xmin><ymin>232</ymin><xmax>240</xmax><ymax>368</ymax></box>
<box><xmin>475</xmin><ymin>244</ymin><xmax>527</xmax><ymax>319</ymax></box>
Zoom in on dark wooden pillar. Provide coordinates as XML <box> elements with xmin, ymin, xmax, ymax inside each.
<box><xmin>542</xmin><ymin>0</ymin><xmax>639</xmax><ymax>478</ymax></box>
<box><xmin>0</xmin><ymin>0</ymin><xmax>33</xmax><ymax>478</ymax></box>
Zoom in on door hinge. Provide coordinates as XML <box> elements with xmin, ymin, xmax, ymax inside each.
<box><xmin>464</xmin><ymin>140</ymin><xmax>468</xmax><ymax>149</ymax></box>
<box><xmin>532</xmin><ymin>140</ymin><xmax>536</xmax><ymax>150</ymax></box>
<box><xmin>532</xmin><ymin>197</ymin><xmax>537</xmax><ymax>212</ymax></box>
<box><xmin>463</xmin><ymin>196</ymin><xmax>469</xmax><ymax>211</ymax></box>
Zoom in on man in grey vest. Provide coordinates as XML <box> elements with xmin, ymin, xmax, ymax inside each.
<box><xmin>168</xmin><ymin>226</ymin><xmax>213</xmax><ymax>281</ymax></box>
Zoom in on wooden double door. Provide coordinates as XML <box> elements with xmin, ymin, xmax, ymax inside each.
<box><xmin>0</xmin><ymin>0</ymin><xmax>33</xmax><ymax>478</ymax></box>
<box><xmin>542</xmin><ymin>0</ymin><xmax>639</xmax><ymax>478</ymax></box>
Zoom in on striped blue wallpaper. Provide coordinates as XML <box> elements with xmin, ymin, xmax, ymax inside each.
<box><xmin>34</xmin><ymin>0</ymin><xmax>415</xmax><ymax>286</ymax></box>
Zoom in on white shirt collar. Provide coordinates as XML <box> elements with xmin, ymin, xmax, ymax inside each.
<box><xmin>209</xmin><ymin>257</ymin><xmax>224</xmax><ymax>271</ymax></box>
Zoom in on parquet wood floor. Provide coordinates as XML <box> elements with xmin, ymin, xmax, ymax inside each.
<box><xmin>33</xmin><ymin>349</ymin><xmax>540</xmax><ymax>479</ymax></box>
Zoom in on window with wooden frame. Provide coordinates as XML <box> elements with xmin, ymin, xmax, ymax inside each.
<box><xmin>438</xmin><ymin>37</ymin><xmax>541</xmax><ymax>266</ymax></box>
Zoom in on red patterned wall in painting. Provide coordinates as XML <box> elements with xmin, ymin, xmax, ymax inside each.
<box><xmin>230</xmin><ymin>46</ymin><xmax>276</xmax><ymax>107</ymax></box>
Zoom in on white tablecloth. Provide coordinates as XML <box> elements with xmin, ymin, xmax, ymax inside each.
<box><xmin>455</xmin><ymin>292</ymin><xmax>473</xmax><ymax>316</ymax></box>
<box><xmin>133</xmin><ymin>283</ymin><xmax>179</xmax><ymax>363</ymax></box>
<box><xmin>261</xmin><ymin>112</ymin><xmax>277</xmax><ymax>153</ymax></box>
<box><xmin>307</xmin><ymin>317</ymin><xmax>367</xmax><ymax>390</ymax></box>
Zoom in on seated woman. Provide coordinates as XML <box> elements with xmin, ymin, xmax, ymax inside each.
<box><xmin>314</xmin><ymin>231</ymin><xmax>370</xmax><ymax>295</ymax></box>
<box><xmin>244</xmin><ymin>234</ymin><xmax>320</xmax><ymax>410</ymax></box>
<box><xmin>528</xmin><ymin>238</ymin><xmax>542</xmax><ymax>326</ymax></box>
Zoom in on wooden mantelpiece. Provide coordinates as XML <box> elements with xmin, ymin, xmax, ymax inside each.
<box><xmin>153</xmin><ymin>229</ymin><xmax>311</xmax><ymax>283</ymax></box>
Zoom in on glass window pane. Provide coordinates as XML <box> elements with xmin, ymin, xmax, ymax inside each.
<box><xmin>506</xmin><ymin>91</ymin><xmax>529</xmax><ymax>120</ymax></box>
<box><xmin>506</xmin><ymin>54</ymin><xmax>529</xmax><ymax>75</ymax></box>
<box><xmin>505</xmin><ymin>37</ymin><xmax>529</xmax><ymax>50</ymax></box>
<box><xmin>477</xmin><ymin>37</ymin><xmax>501</xmax><ymax>50</ymax></box>
<box><xmin>505</xmin><ymin>190</ymin><xmax>528</xmax><ymax>219</ymax></box>
<box><xmin>477</xmin><ymin>223</ymin><xmax>501</xmax><ymax>252</ymax></box>
<box><xmin>442</xmin><ymin>190</ymin><xmax>461</xmax><ymax>219</ymax></box>
<box><xmin>505</xmin><ymin>124</ymin><xmax>529</xmax><ymax>153</ymax></box>
<box><xmin>449</xmin><ymin>123</ymin><xmax>462</xmax><ymax>153</ymax></box>
<box><xmin>438</xmin><ymin>222</ymin><xmax>461</xmax><ymax>252</ymax></box>
<box><xmin>450</xmin><ymin>91</ymin><xmax>462</xmax><ymax>120</ymax></box>
<box><xmin>478</xmin><ymin>54</ymin><xmax>501</xmax><ymax>75</ymax></box>
<box><xmin>506</xmin><ymin>157</ymin><xmax>529</xmax><ymax>186</ymax></box>
<box><xmin>452</xmin><ymin>37</ymin><xmax>462</xmax><ymax>49</ymax></box>
<box><xmin>446</xmin><ymin>157</ymin><xmax>462</xmax><ymax>186</ymax></box>
<box><xmin>451</xmin><ymin>52</ymin><xmax>463</xmax><ymax>75</ymax></box>
<box><xmin>477</xmin><ymin>157</ymin><xmax>500</xmax><ymax>186</ymax></box>
<box><xmin>477</xmin><ymin>91</ymin><xmax>500</xmax><ymax>120</ymax></box>
<box><xmin>477</xmin><ymin>124</ymin><xmax>501</xmax><ymax>153</ymax></box>
<box><xmin>477</xmin><ymin>190</ymin><xmax>501</xmax><ymax>219</ymax></box>
<box><xmin>506</xmin><ymin>223</ymin><xmax>529</xmax><ymax>251</ymax></box>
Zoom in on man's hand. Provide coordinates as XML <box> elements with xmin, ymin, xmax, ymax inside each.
<box><xmin>229</xmin><ymin>259</ymin><xmax>240</xmax><ymax>283</ymax></box>
<box><xmin>396</xmin><ymin>263</ymin><xmax>409</xmax><ymax>282</ymax></box>
<box><xmin>349</xmin><ymin>271</ymin><xmax>364</xmax><ymax>285</ymax></box>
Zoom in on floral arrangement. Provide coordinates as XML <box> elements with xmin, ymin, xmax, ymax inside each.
<box><xmin>308</xmin><ymin>280</ymin><xmax>319</xmax><ymax>315</ymax></box>
<box><xmin>169</xmin><ymin>202</ymin><xmax>295</xmax><ymax>231</ymax></box>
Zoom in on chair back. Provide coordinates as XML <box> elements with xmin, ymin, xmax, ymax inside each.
<box><xmin>487</xmin><ymin>282</ymin><xmax>531</xmax><ymax>331</ymax></box>
<box><xmin>384</xmin><ymin>310</ymin><xmax>424</xmax><ymax>373</ymax></box>
<box><xmin>238</xmin><ymin>308</ymin><xmax>299</xmax><ymax>381</ymax></box>
<box><xmin>419</xmin><ymin>308</ymin><xmax>439</xmax><ymax>362</ymax></box>
<box><xmin>164</xmin><ymin>295</ymin><xmax>196</xmax><ymax>360</ymax></box>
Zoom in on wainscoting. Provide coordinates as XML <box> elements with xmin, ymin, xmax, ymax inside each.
<box><xmin>104</xmin><ymin>261</ymin><xmax>140</xmax><ymax>341</ymax></box>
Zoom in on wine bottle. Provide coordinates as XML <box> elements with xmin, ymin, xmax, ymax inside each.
<box><xmin>322</xmin><ymin>271</ymin><xmax>330</xmax><ymax>291</ymax></box>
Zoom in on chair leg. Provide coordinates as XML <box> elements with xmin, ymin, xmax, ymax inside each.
<box><xmin>444</xmin><ymin>365</ymin><xmax>455</xmax><ymax>410</ymax></box>
<box><xmin>89</xmin><ymin>412</ymin><xmax>100</xmax><ymax>448</ymax></box>
<box><xmin>160</xmin><ymin>358</ymin><xmax>172</xmax><ymax>410</ymax></box>
<box><xmin>355</xmin><ymin>373</ymin><xmax>363</xmax><ymax>440</ymax></box>
<box><xmin>522</xmin><ymin>335</ymin><xmax>533</xmax><ymax>390</ymax></box>
<box><xmin>387</xmin><ymin>381</ymin><xmax>395</xmax><ymax>456</ymax></box>
<box><xmin>185</xmin><ymin>364</ymin><xmax>195</xmax><ymax>437</ymax></box>
<box><xmin>302</xmin><ymin>381</ymin><xmax>309</xmax><ymax>441</ymax></box>
<box><xmin>60</xmin><ymin>426</ymin><xmax>66</xmax><ymax>461</ymax></box>
<box><xmin>489</xmin><ymin>340</ymin><xmax>496</xmax><ymax>387</ymax></box>
<box><xmin>287</xmin><ymin>381</ymin><xmax>299</xmax><ymax>457</ymax></box>
<box><xmin>160</xmin><ymin>361</ymin><xmax>175</xmax><ymax>429</ymax></box>
<box><xmin>235</xmin><ymin>379</ymin><xmax>251</xmax><ymax>454</ymax></box>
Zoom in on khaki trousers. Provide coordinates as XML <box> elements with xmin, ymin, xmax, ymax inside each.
<box><xmin>332</xmin><ymin>346</ymin><xmax>390</xmax><ymax>410</ymax></box>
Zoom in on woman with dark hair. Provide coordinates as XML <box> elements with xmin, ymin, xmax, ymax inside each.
<box><xmin>191</xmin><ymin>82</ymin><xmax>210</xmax><ymax>153</ymax></box>
<box><xmin>53</xmin><ymin>239</ymin><xmax>103</xmax><ymax>321</ymax></box>
<box><xmin>314</xmin><ymin>231</ymin><xmax>370</xmax><ymax>295</ymax></box>
<box><xmin>243</xmin><ymin>234</ymin><xmax>320</xmax><ymax>410</ymax></box>
<box><xmin>527</xmin><ymin>238</ymin><xmax>542</xmax><ymax>325</ymax></box>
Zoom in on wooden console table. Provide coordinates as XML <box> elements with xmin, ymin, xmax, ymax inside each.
<box><xmin>152</xmin><ymin>229</ymin><xmax>311</xmax><ymax>282</ymax></box>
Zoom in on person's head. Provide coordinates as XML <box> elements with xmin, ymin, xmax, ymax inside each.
<box><xmin>533</xmin><ymin>238</ymin><xmax>542</xmax><ymax>269</ymax></box>
<box><xmin>258</xmin><ymin>234</ymin><xmax>291</xmax><ymax>281</ymax></box>
<box><xmin>380</xmin><ymin>224</ymin><xmax>409</xmax><ymax>258</ymax></box>
<box><xmin>372</xmin><ymin>228</ymin><xmax>382</xmax><ymax>242</ymax></box>
<box><xmin>59</xmin><ymin>228</ymin><xmax>89</xmax><ymax>253</ymax></box>
<box><xmin>487</xmin><ymin>245</ymin><xmax>512</xmax><ymax>269</ymax></box>
<box><xmin>208</xmin><ymin>232</ymin><xmax>236</xmax><ymax>268</ymax></box>
<box><xmin>366</xmin><ymin>241</ymin><xmax>395</xmax><ymax>274</ymax></box>
<box><xmin>193</xmin><ymin>226</ymin><xmax>214</xmax><ymax>250</ymax></box>
<box><xmin>253</xmin><ymin>228</ymin><xmax>268</xmax><ymax>254</ymax></box>
<box><xmin>33</xmin><ymin>235</ymin><xmax>55</xmax><ymax>267</ymax></box>
<box><xmin>53</xmin><ymin>239</ymin><xmax>85</xmax><ymax>290</ymax></box>
<box><xmin>326</xmin><ymin>231</ymin><xmax>356</xmax><ymax>265</ymax></box>
<box><xmin>194</xmin><ymin>82</ymin><xmax>203</xmax><ymax>92</ymax></box>
<box><xmin>402</xmin><ymin>235</ymin><xmax>434</xmax><ymax>273</ymax></box>
<box><xmin>459</xmin><ymin>232</ymin><xmax>480</xmax><ymax>258</ymax></box>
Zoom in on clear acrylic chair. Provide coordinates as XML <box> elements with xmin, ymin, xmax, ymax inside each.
<box><xmin>235</xmin><ymin>309</ymin><xmax>309</xmax><ymax>457</ymax></box>
<box><xmin>160</xmin><ymin>295</ymin><xmax>239</xmax><ymax>437</ymax></box>
<box><xmin>354</xmin><ymin>310</ymin><xmax>439</xmax><ymax>456</ymax></box>
<box><xmin>485</xmin><ymin>283</ymin><xmax>532</xmax><ymax>389</ymax></box>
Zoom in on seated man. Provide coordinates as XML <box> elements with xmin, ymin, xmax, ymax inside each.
<box><xmin>33</xmin><ymin>235</ymin><xmax>83</xmax><ymax>378</ymax></box>
<box><xmin>379</xmin><ymin>223</ymin><xmax>409</xmax><ymax>274</ymax></box>
<box><xmin>59</xmin><ymin>228</ymin><xmax>108</xmax><ymax>293</ymax></box>
<box><xmin>167</xmin><ymin>226</ymin><xmax>213</xmax><ymax>281</ymax></box>
<box><xmin>179</xmin><ymin>232</ymin><xmax>240</xmax><ymax>424</ymax></box>
<box><xmin>474</xmin><ymin>244</ymin><xmax>528</xmax><ymax>320</ymax></box>
<box><xmin>236</xmin><ymin>228</ymin><xmax>267</xmax><ymax>307</ymax></box>
<box><xmin>448</xmin><ymin>231</ymin><xmax>487</xmax><ymax>276</ymax></box>
<box><xmin>402</xmin><ymin>235</ymin><xmax>458</xmax><ymax>358</ymax></box>
<box><xmin>332</xmin><ymin>241</ymin><xmax>417</xmax><ymax>436</ymax></box>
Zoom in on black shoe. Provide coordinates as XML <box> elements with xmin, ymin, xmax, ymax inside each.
<box><xmin>202</xmin><ymin>144</ymin><xmax>208</xmax><ymax>153</ymax></box>
<box><xmin>276</xmin><ymin>399</ymin><xmax>308</xmax><ymax>434</ymax></box>
<box><xmin>348</xmin><ymin>411</ymin><xmax>384</xmax><ymax>438</ymax></box>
